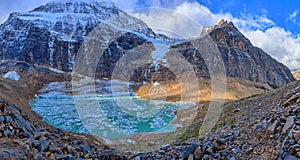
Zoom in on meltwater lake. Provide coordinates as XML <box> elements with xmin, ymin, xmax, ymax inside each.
<box><xmin>29</xmin><ymin>81</ymin><xmax>195</xmax><ymax>139</ymax></box>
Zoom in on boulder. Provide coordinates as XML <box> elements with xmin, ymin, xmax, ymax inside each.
<box><xmin>267</xmin><ymin>120</ymin><xmax>278</xmax><ymax>135</ymax></box>
<box><xmin>282</xmin><ymin>117</ymin><xmax>294</xmax><ymax>134</ymax></box>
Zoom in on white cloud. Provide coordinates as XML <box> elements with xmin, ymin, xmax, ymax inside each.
<box><xmin>244</xmin><ymin>28</ymin><xmax>300</xmax><ymax>70</ymax></box>
<box><xmin>174</xmin><ymin>2</ymin><xmax>232</xmax><ymax>27</ymax></box>
<box><xmin>288</xmin><ymin>10</ymin><xmax>299</xmax><ymax>24</ymax></box>
<box><xmin>130</xmin><ymin>4</ymin><xmax>203</xmax><ymax>38</ymax></box>
<box><xmin>130</xmin><ymin>1</ymin><xmax>299</xmax><ymax>70</ymax></box>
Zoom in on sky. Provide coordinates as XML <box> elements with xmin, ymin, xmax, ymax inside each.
<box><xmin>0</xmin><ymin>0</ymin><xmax>299</xmax><ymax>70</ymax></box>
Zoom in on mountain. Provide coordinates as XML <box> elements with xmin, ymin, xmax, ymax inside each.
<box><xmin>0</xmin><ymin>2</ymin><xmax>295</xmax><ymax>87</ymax></box>
<box><xmin>170</xmin><ymin>20</ymin><xmax>295</xmax><ymax>87</ymax></box>
<box><xmin>137</xmin><ymin>20</ymin><xmax>296</xmax><ymax>101</ymax></box>
<box><xmin>0</xmin><ymin>1</ymin><xmax>170</xmax><ymax>74</ymax></box>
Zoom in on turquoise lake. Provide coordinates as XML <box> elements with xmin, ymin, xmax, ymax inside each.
<box><xmin>29</xmin><ymin>91</ymin><xmax>195</xmax><ymax>139</ymax></box>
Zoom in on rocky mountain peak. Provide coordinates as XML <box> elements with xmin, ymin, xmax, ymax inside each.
<box><xmin>201</xmin><ymin>19</ymin><xmax>244</xmax><ymax>39</ymax></box>
<box><xmin>200</xmin><ymin>19</ymin><xmax>228</xmax><ymax>36</ymax></box>
<box><xmin>4</xmin><ymin>0</ymin><xmax>122</xmax><ymax>30</ymax></box>
<box><xmin>209</xmin><ymin>21</ymin><xmax>251</xmax><ymax>51</ymax></box>
<box><xmin>217</xmin><ymin>19</ymin><xmax>227</xmax><ymax>27</ymax></box>
<box><xmin>32</xmin><ymin>0</ymin><xmax>118</xmax><ymax>14</ymax></box>
<box><xmin>0</xmin><ymin>1</ymin><xmax>159</xmax><ymax>71</ymax></box>
<box><xmin>178</xmin><ymin>20</ymin><xmax>295</xmax><ymax>87</ymax></box>
<box><xmin>200</xmin><ymin>19</ymin><xmax>254</xmax><ymax>53</ymax></box>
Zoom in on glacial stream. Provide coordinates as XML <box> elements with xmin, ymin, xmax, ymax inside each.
<box><xmin>29</xmin><ymin>81</ymin><xmax>195</xmax><ymax>139</ymax></box>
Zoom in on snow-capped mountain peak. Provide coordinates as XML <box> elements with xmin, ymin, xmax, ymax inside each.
<box><xmin>0</xmin><ymin>1</ymin><xmax>163</xmax><ymax>71</ymax></box>
<box><xmin>32</xmin><ymin>0</ymin><xmax>117</xmax><ymax>14</ymax></box>
<box><xmin>30</xmin><ymin>0</ymin><xmax>119</xmax><ymax>20</ymax></box>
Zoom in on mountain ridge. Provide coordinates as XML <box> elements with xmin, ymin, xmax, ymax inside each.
<box><xmin>196</xmin><ymin>20</ymin><xmax>294</xmax><ymax>86</ymax></box>
<box><xmin>0</xmin><ymin>2</ymin><xmax>295</xmax><ymax>87</ymax></box>
<box><xmin>0</xmin><ymin>1</ymin><xmax>164</xmax><ymax>72</ymax></box>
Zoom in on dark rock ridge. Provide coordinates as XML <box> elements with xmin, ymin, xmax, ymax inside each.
<box><xmin>170</xmin><ymin>20</ymin><xmax>295</xmax><ymax>87</ymax></box>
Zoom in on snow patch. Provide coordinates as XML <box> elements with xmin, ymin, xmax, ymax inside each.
<box><xmin>49</xmin><ymin>67</ymin><xmax>65</xmax><ymax>74</ymax></box>
<box><xmin>2</xmin><ymin>71</ymin><xmax>20</xmax><ymax>81</ymax></box>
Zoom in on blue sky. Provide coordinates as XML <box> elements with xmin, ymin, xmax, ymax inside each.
<box><xmin>0</xmin><ymin>0</ymin><xmax>299</xmax><ymax>70</ymax></box>
<box><xmin>204</xmin><ymin>0</ymin><xmax>300</xmax><ymax>36</ymax></box>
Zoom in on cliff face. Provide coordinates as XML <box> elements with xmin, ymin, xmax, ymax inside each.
<box><xmin>210</xmin><ymin>22</ymin><xmax>295</xmax><ymax>87</ymax></box>
<box><xmin>171</xmin><ymin>21</ymin><xmax>295</xmax><ymax>87</ymax></box>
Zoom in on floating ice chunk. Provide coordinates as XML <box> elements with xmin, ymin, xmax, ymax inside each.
<box><xmin>2</xmin><ymin>71</ymin><xmax>20</xmax><ymax>81</ymax></box>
